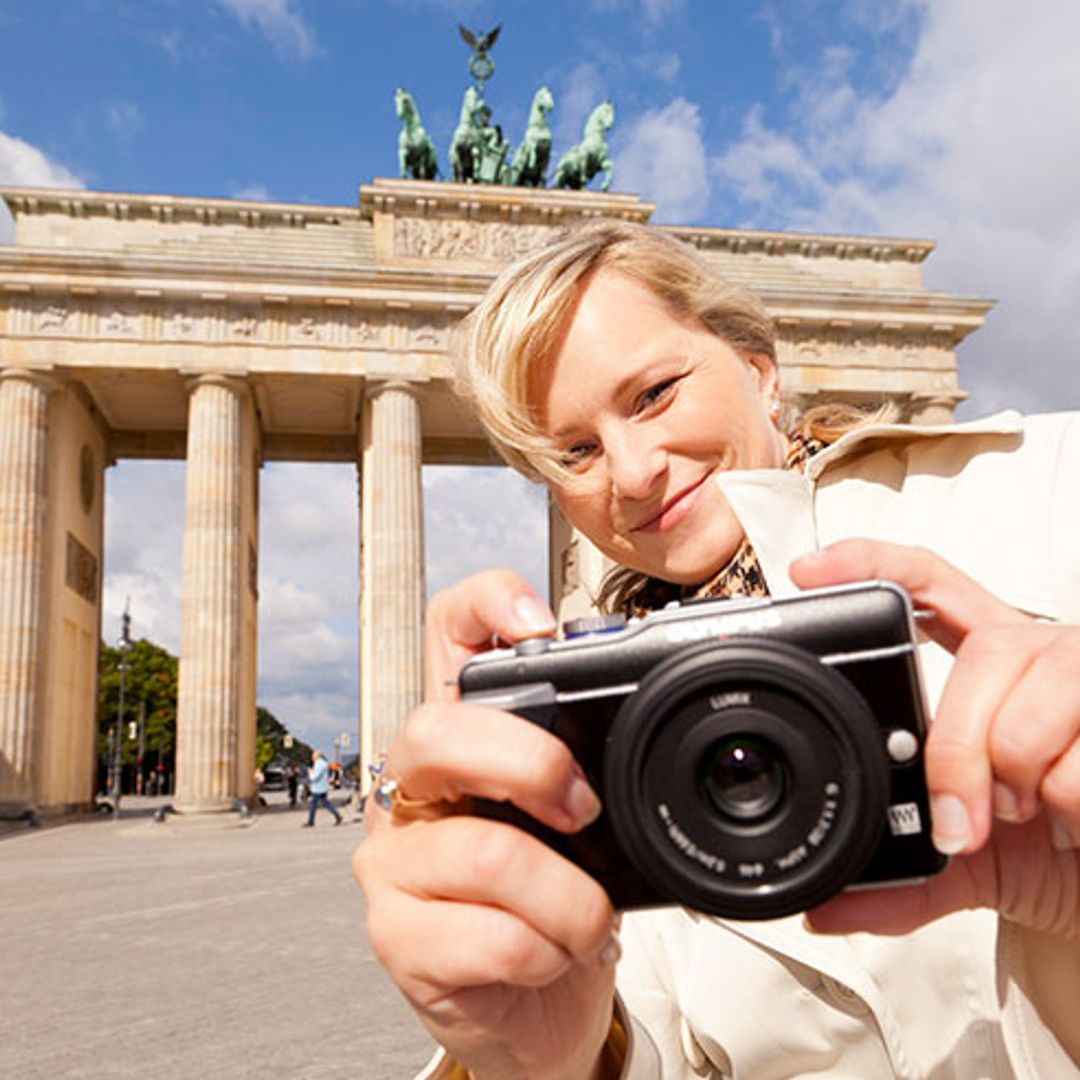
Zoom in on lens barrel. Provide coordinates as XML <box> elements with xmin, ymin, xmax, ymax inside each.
<box><xmin>604</xmin><ymin>639</ymin><xmax>889</xmax><ymax>920</ymax></box>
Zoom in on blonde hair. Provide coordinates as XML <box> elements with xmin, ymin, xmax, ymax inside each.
<box><xmin>454</xmin><ymin>219</ymin><xmax>778</xmax><ymax>484</ymax></box>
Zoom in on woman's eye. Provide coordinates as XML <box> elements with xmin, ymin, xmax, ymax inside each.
<box><xmin>636</xmin><ymin>377</ymin><xmax>678</xmax><ymax>412</ymax></box>
<box><xmin>561</xmin><ymin>441</ymin><xmax>596</xmax><ymax>469</ymax></box>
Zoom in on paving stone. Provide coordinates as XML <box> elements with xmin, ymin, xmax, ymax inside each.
<box><xmin>0</xmin><ymin>796</ymin><xmax>436</xmax><ymax>1079</ymax></box>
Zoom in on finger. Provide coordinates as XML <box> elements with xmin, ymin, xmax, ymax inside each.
<box><xmin>378</xmin><ymin>816</ymin><xmax>614</xmax><ymax>964</ymax></box>
<box><xmin>425</xmin><ymin>569</ymin><xmax>556</xmax><ymax>700</ymax></box>
<box><xmin>367</xmin><ymin>890</ymin><xmax>580</xmax><ymax>994</ymax></box>
<box><xmin>922</xmin><ymin>625</ymin><xmax>1042</xmax><ymax>851</ymax></box>
<box><xmin>1039</xmin><ymin>711</ymin><xmax>1080</xmax><ymax>850</ymax></box>
<box><xmin>790</xmin><ymin>539</ymin><xmax>1026</xmax><ymax>653</ymax></box>
<box><xmin>804</xmin><ymin>854</ymin><xmax>993</xmax><ymax>936</ymax></box>
<box><xmin>974</xmin><ymin>625</ymin><xmax>1080</xmax><ymax>830</ymax></box>
<box><xmin>379</xmin><ymin>702</ymin><xmax>601</xmax><ymax>834</ymax></box>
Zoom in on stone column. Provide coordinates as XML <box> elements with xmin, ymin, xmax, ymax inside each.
<box><xmin>358</xmin><ymin>380</ymin><xmax>425</xmax><ymax>783</ymax></box>
<box><xmin>908</xmin><ymin>392</ymin><xmax>962</xmax><ymax>425</ymax></box>
<box><xmin>174</xmin><ymin>375</ymin><xmax>251</xmax><ymax>814</ymax></box>
<box><xmin>0</xmin><ymin>369</ymin><xmax>52</xmax><ymax>815</ymax></box>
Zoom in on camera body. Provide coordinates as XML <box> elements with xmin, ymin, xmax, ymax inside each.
<box><xmin>459</xmin><ymin>581</ymin><xmax>946</xmax><ymax>921</ymax></box>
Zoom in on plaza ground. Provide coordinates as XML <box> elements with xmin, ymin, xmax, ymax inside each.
<box><xmin>0</xmin><ymin>795</ymin><xmax>436</xmax><ymax>1079</ymax></box>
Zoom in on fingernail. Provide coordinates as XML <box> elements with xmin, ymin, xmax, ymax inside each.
<box><xmin>992</xmin><ymin>782</ymin><xmax>1021</xmax><ymax>822</ymax></box>
<box><xmin>564</xmin><ymin>766</ymin><xmax>602</xmax><ymax>827</ymax></box>
<box><xmin>931</xmin><ymin>794</ymin><xmax>972</xmax><ymax>855</ymax></box>
<box><xmin>513</xmin><ymin>593</ymin><xmax>556</xmax><ymax>634</ymax></box>
<box><xmin>1049</xmin><ymin>815</ymin><xmax>1077</xmax><ymax>851</ymax></box>
<box><xmin>596</xmin><ymin>932</ymin><xmax>622</xmax><ymax>968</ymax></box>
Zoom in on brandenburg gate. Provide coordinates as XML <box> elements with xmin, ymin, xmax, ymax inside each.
<box><xmin>0</xmin><ymin>178</ymin><xmax>991</xmax><ymax>819</ymax></box>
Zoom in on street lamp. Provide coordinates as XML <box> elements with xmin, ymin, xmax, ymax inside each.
<box><xmin>110</xmin><ymin>604</ymin><xmax>132</xmax><ymax>816</ymax></box>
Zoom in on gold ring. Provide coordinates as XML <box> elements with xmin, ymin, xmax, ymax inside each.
<box><xmin>372</xmin><ymin>777</ymin><xmax>434</xmax><ymax>814</ymax></box>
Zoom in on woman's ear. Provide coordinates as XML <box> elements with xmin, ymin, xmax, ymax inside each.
<box><xmin>747</xmin><ymin>354</ymin><xmax>780</xmax><ymax>403</ymax></box>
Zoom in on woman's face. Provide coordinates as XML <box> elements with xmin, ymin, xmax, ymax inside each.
<box><xmin>532</xmin><ymin>269</ymin><xmax>784</xmax><ymax>584</ymax></box>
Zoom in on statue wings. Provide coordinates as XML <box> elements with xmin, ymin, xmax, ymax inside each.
<box><xmin>458</xmin><ymin>24</ymin><xmax>501</xmax><ymax>54</ymax></box>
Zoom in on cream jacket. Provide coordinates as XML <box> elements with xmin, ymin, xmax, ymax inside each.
<box><xmin>419</xmin><ymin>411</ymin><xmax>1080</xmax><ymax>1079</ymax></box>
<box><xmin>619</xmin><ymin>410</ymin><xmax>1080</xmax><ymax>1079</ymax></box>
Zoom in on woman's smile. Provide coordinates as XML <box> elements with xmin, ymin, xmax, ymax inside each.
<box><xmin>630</xmin><ymin>474</ymin><xmax>710</xmax><ymax>534</ymax></box>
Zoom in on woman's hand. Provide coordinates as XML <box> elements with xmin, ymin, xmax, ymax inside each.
<box><xmin>789</xmin><ymin>539</ymin><xmax>1080</xmax><ymax>940</ymax></box>
<box><xmin>353</xmin><ymin>571</ymin><xmax>619</xmax><ymax>1080</ymax></box>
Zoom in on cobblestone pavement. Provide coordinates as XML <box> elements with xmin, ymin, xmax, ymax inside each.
<box><xmin>0</xmin><ymin>796</ymin><xmax>436</xmax><ymax>1079</ymax></box>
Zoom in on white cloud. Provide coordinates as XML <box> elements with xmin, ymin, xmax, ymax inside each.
<box><xmin>555</xmin><ymin>62</ymin><xmax>607</xmax><ymax>147</ymax></box>
<box><xmin>423</xmin><ymin>466</ymin><xmax>548</xmax><ymax>600</ymax></box>
<box><xmin>0</xmin><ymin>129</ymin><xmax>83</xmax><ymax>242</ymax></box>
<box><xmin>105</xmin><ymin>102</ymin><xmax>145</xmax><ymax>141</ymax></box>
<box><xmin>216</xmin><ymin>0</ymin><xmax>317</xmax><ymax>60</ymax></box>
<box><xmin>709</xmin><ymin>0</ymin><xmax>1080</xmax><ymax>416</ymax></box>
<box><xmin>232</xmin><ymin>182</ymin><xmax>272</xmax><ymax>200</ymax></box>
<box><xmin>617</xmin><ymin>98</ymin><xmax>709</xmax><ymax>222</ymax></box>
<box><xmin>635</xmin><ymin>50</ymin><xmax>681</xmax><ymax>84</ymax></box>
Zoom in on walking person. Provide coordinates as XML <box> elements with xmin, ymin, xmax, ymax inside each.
<box><xmin>285</xmin><ymin>761</ymin><xmax>299</xmax><ymax>808</ymax></box>
<box><xmin>302</xmin><ymin>750</ymin><xmax>343</xmax><ymax>827</ymax></box>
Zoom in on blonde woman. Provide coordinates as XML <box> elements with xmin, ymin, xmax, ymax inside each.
<box><xmin>354</xmin><ymin>221</ymin><xmax>1080</xmax><ymax>1079</ymax></box>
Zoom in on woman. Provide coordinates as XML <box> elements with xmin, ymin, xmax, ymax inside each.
<box><xmin>353</xmin><ymin>221</ymin><xmax>1080</xmax><ymax>1079</ymax></box>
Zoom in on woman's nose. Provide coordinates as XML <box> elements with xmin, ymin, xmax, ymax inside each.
<box><xmin>606</xmin><ymin>429</ymin><xmax>665</xmax><ymax>499</ymax></box>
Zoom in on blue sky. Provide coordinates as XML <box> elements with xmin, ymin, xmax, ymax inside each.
<box><xmin>3</xmin><ymin>0</ymin><xmax>1079</xmax><ymax>750</ymax></box>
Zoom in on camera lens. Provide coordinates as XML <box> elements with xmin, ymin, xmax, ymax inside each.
<box><xmin>605</xmin><ymin>639</ymin><xmax>889</xmax><ymax>920</ymax></box>
<box><xmin>701</xmin><ymin>735</ymin><xmax>788</xmax><ymax>821</ymax></box>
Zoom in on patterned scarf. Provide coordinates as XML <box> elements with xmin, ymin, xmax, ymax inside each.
<box><xmin>624</xmin><ymin>431</ymin><xmax>824</xmax><ymax>617</ymax></box>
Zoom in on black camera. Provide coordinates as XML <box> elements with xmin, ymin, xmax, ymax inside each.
<box><xmin>459</xmin><ymin>581</ymin><xmax>946</xmax><ymax>921</ymax></box>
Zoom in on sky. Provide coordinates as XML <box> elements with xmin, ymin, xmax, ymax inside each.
<box><xmin>2</xmin><ymin>0</ymin><xmax>1079</xmax><ymax>751</ymax></box>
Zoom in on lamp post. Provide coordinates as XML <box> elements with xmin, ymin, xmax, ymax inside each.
<box><xmin>110</xmin><ymin>605</ymin><xmax>132</xmax><ymax>815</ymax></box>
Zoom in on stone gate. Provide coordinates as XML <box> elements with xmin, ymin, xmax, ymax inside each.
<box><xmin>0</xmin><ymin>177</ymin><xmax>991</xmax><ymax>818</ymax></box>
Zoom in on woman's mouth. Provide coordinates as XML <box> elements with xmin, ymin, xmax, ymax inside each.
<box><xmin>632</xmin><ymin>476</ymin><xmax>708</xmax><ymax>534</ymax></box>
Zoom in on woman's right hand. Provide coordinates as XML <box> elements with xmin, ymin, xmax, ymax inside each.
<box><xmin>352</xmin><ymin>571</ymin><xmax>620</xmax><ymax>1080</ymax></box>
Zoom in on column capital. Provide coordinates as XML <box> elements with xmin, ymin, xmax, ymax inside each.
<box><xmin>182</xmin><ymin>371</ymin><xmax>252</xmax><ymax>400</ymax></box>
<box><xmin>1</xmin><ymin>366</ymin><xmax>60</xmax><ymax>394</ymax></box>
<box><xmin>363</xmin><ymin>376</ymin><xmax>428</xmax><ymax>403</ymax></box>
<box><xmin>908</xmin><ymin>390</ymin><xmax>966</xmax><ymax>424</ymax></box>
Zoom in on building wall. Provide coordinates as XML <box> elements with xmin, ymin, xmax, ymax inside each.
<box><xmin>36</xmin><ymin>383</ymin><xmax>106</xmax><ymax>812</ymax></box>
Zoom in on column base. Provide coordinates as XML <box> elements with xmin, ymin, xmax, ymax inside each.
<box><xmin>0</xmin><ymin>801</ymin><xmax>39</xmax><ymax>826</ymax></box>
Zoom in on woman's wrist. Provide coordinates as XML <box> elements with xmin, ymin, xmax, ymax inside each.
<box><xmin>431</xmin><ymin>1008</ymin><xmax>626</xmax><ymax>1080</ymax></box>
<box><xmin>1003</xmin><ymin>918</ymin><xmax>1080</xmax><ymax>1067</ymax></box>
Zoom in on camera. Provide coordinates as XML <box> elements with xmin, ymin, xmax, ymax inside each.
<box><xmin>459</xmin><ymin>581</ymin><xmax>946</xmax><ymax>921</ymax></box>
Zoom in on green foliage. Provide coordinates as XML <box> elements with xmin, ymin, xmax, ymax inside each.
<box><xmin>256</xmin><ymin>706</ymin><xmax>314</xmax><ymax>767</ymax></box>
<box><xmin>96</xmin><ymin>639</ymin><xmax>310</xmax><ymax>769</ymax></box>
<box><xmin>97</xmin><ymin>638</ymin><xmax>178</xmax><ymax>764</ymax></box>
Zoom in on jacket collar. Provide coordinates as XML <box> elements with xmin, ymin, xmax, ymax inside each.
<box><xmin>803</xmin><ymin>409</ymin><xmax>1024</xmax><ymax>481</ymax></box>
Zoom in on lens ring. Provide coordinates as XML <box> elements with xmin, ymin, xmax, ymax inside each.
<box><xmin>604</xmin><ymin>639</ymin><xmax>889</xmax><ymax>920</ymax></box>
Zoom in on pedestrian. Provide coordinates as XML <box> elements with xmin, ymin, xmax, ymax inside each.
<box><xmin>285</xmin><ymin>761</ymin><xmax>299</xmax><ymax>808</ymax></box>
<box><xmin>302</xmin><ymin>750</ymin><xmax>342</xmax><ymax>827</ymax></box>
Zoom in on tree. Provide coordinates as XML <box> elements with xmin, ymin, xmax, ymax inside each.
<box><xmin>97</xmin><ymin>638</ymin><xmax>178</xmax><ymax>765</ymax></box>
<box><xmin>256</xmin><ymin>706</ymin><xmax>314</xmax><ymax>769</ymax></box>
<box><xmin>96</xmin><ymin>638</ymin><xmax>310</xmax><ymax>789</ymax></box>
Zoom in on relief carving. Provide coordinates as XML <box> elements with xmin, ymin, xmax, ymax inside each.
<box><xmin>353</xmin><ymin>318</ymin><xmax>386</xmax><ymax>346</ymax></box>
<box><xmin>65</xmin><ymin>532</ymin><xmax>98</xmax><ymax>604</ymax></box>
<box><xmin>290</xmin><ymin>314</ymin><xmax>324</xmax><ymax>342</ymax></box>
<box><xmin>34</xmin><ymin>303</ymin><xmax>74</xmax><ymax>334</ymax></box>
<box><xmin>394</xmin><ymin>218</ymin><xmax>554</xmax><ymax>262</ymax></box>
<box><xmin>98</xmin><ymin>304</ymin><xmax>141</xmax><ymax>337</ymax></box>
<box><xmin>229</xmin><ymin>311</ymin><xmax>260</xmax><ymax>339</ymax></box>
<box><xmin>162</xmin><ymin>305</ymin><xmax>202</xmax><ymax>339</ymax></box>
<box><xmin>406</xmin><ymin>313</ymin><xmax>447</xmax><ymax>349</ymax></box>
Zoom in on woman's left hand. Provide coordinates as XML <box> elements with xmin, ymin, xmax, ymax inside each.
<box><xmin>789</xmin><ymin>538</ymin><xmax>1080</xmax><ymax>941</ymax></box>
